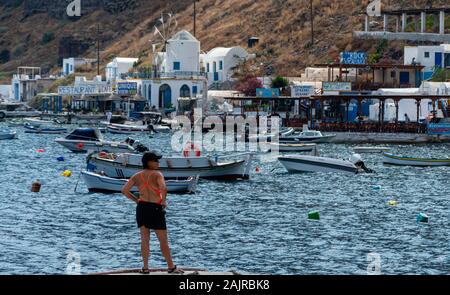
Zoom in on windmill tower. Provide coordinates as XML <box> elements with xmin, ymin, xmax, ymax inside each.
<box><xmin>150</xmin><ymin>13</ymin><xmax>178</xmax><ymax>75</ymax></box>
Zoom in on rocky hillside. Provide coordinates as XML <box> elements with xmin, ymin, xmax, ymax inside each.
<box><xmin>0</xmin><ymin>0</ymin><xmax>449</xmax><ymax>83</ymax></box>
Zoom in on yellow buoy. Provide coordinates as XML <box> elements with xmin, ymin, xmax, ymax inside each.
<box><xmin>61</xmin><ymin>170</ymin><xmax>72</xmax><ymax>177</ymax></box>
<box><xmin>388</xmin><ymin>200</ymin><xmax>398</xmax><ymax>206</ymax></box>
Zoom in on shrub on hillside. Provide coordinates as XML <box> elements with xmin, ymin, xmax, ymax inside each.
<box><xmin>42</xmin><ymin>32</ymin><xmax>55</xmax><ymax>44</ymax></box>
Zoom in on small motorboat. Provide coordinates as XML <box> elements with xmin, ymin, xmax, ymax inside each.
<box><xmin>382</xmin><ymin>153</ymin><xmax>450</xmax><ymax>167</ymax></box>
<box><xmin>107</xmin><ymin>123</ymin><xmax>170</xmax><ymax>134</ymax></box>
<box><xmin>353</xmin><ymin>146</ymin><xmax>391</xmax><ymax>154</ymax></box>
<box><xmin>280</xmin><ymin>130</ymin><xmax>336</xmax><ymax>144</ymax></box>
<box><xmin>81</xmin><ymin>171</ymin><xmax>199</xmax><ymax>194</ymax></box>
<box><xmin>87</xmin><ymin>152</ymin><xmax>253</xmax><ymax>180</ymax></box>
<box><xmin>0</xmin><ymin>129</ymin><xmax>18</xmax><ymax>140</ymax></box>
<box><xmin>269</xmin><ymin>143</ymin><xmax>317</xmax><ymax>152</ymax></box>
<box><xmin>24</xmin><ymin>125</ymin><xmax>68</xmax><ymax>134</ymax></box>
<box><xmin>55</xmin><ymin>128</ymin><xmax>146</xmax><ymax>154</ymax></box>
<box><xmin>278</xmin><ymin>154</ymin><xmax>372</xmax><ymax>174</ymax></box>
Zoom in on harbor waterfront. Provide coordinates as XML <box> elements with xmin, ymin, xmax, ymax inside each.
<box><xmin>0</xmin><ymin>123</ymin><xmax>449</xmax><ymax>275</ymax></box>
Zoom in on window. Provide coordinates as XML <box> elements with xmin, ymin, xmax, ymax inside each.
<box><xmin>424</xmin><ymin>52</ymin><xmax>430</xmax><ymax>58</ymax></box>
<box><xmin>219</xmin><ymin>61</ymin><xmax>223</xmax><ymax>70</ymax></box>
<box><xmin>213</xmin><ymin>62</ymin><xmax>217</xmax><ymax>72</ymax></box>
<box><xmin>192</xmin><ymin>86</ymin><xmax>198</xmax><ymax>95</ymax></box>
<box><xmin>173</xmin><ymin>62</ymin><xmax>181</xmax><ymax>71</ymax></box>
<box><xmin>206</xmin><ymin>63</ymin><xmax>210</xmax><ymax>72</ymax></box>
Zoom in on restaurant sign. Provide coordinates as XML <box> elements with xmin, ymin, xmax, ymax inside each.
<box><xmin>322</xmin><ymin>82</ymin><xmax>352</xmax><ymax>92</ymax></box>
<box><xmin>292</xmin><ymin>85</ymin><xmax>315</xmax><ymax>97</ymax></box>
<box><xmin>117</xmin><ymin>82</ymin><xmax>138</xmax><ymax>95</ymax></box>
<box><xmin>340</xmin><ymin>51</ymin><xmax>367</xmax><ymax>65</ymax></box>
<box><xmin>58</xmin><ymin>85</ymin><xmax>112</xmax><ymax>95</ymax></box>
<box><xmin>427</xmin><ymin>123</ymin><xmax>450</xmax><ymax>135</ymax></box>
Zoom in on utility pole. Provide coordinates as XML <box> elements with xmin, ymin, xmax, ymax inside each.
<box><xmin>193</xmin><ymin>0</ymin><xmax>197</xmax><ymax>37</ymax></box>
<box><xmin>310</xmin><ymin>0</ymin><xmax>314</xmax><ymax>46</ymax></box>
<box><xmin>97</xmin><ymin>23</ymin><xmax>100</xmax><ymax>76</ymax></box>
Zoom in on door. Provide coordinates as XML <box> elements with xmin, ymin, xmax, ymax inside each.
<box><xmin>214</xmin><ymin>72</ymin><xmax>219</xmax><ymax>81</ymax></box>
<box><xmin>399</xmin><ymin>72</ymin><xmax>410</xmax><ymax>85</ymax></box>
<box><xmin>435</xmin><ymin>52</ymin><xmax>442</xmax><ymax>68</ymax></box>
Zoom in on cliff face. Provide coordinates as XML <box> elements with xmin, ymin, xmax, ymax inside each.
<box><xmin>0</xmin><ymin>0</ymin><xmax>449</xmax><ymax>83</ymax></box>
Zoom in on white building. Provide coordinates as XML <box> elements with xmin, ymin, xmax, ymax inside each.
<box><xmin>62</xmin><ymin>58</ymin><xmax>97</xmax><ymax>76</ymax></box>
<box><xmin>404</xmin><ymin>44</ymin><xmax>450</xmax><ymax>80</ymax></box>
<box><xmin>153</xmin><ymin>30</ymin><xmax>201</xmax><ymax>74</ymax></box>
<box><xmin>145</xmin><ymin>30</ymin><xmax>206</xmax><ymax>112</ymax></box>
<box><xmin>11</xmin><ymin>67</ymin><xmax>57</xmax><ymax>102</ymax></box>
<box><xmin>106</xmin><ymin>57</ymin><xmax>139</xmax><ymax>82</ymax></box>
<box><xmin>203</xmin><ymin>46</ymin><xmax>251</xmax><ymax>86</ymax></box>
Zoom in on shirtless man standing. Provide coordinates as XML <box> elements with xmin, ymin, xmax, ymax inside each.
<box><xmin>122</xmin><ymin>151</ymin><xmax>183</xmax><ymax>274</ymax></box>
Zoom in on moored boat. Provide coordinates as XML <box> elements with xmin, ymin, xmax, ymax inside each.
<box><xmin>382</xmin><ymin>153</ymin><xmax>450</xmax><ymax>167</ymax></box>
<box><xmin>269</xmin><ymin>142</ymin><xmax>317</xmax><ymax>152</ymax></box>
<box><xmin>0</xmin><ymin>129</ymin><xmax>18</xmax><ymax>140</ymax></box>
<box><xmin>87</xmin><ymin>152</ymin><xmax>253</xmax><ymax>180</ymax></box>
<box><xmin>24</xmin><ymin>125</ymin><xmax>68</xmax><ymax>134</ymax></box>
<box><xmin>23</xmin><ymin>118</ymin><xmax>54</xmax><ymax>127</ymax></box>
<box><xmin>278</xmin><ymin>154</ymin><xmax>372</xmax><ymax>174</ymax></box>
<box><xmin>81</xmin><ymin>171</ymin><xmax>199</xmax><ymax>194</ymax></box>
<box><xmin>55</xmin><ymin>128</ymin><xmax>145</xmax><ymax>153</ymax></box>
<box><xmin>280</xmin><ymin>130</ymin><xmax>336</xmax><ymax>144</ymax></box>
<box><xmin>353</xmin><ymin>146</ymin><xmax>391</xmax><ymax>153</ymax></box>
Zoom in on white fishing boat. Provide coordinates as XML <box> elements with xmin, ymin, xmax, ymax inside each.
<box><xmin>24</xmin><ymin>125</ymin><xmax>68</xmax><ymax>134</ymax></box>
<box><xmin>382</xmin><ymin>153</ymin><xmax>450</xmax><ymax>167</ymax></box>
<box><xmin>280</xmin><ymin>130</ymin><xmax>336</xmax><ymax>144</ymax></box>
<box><xmin>87</xmin><ymin>152</ymin><xmax>253</xmax><ymax>180</ymax></box>
<box><xmin>278</xmin><ymin>154</ymin><xmax>371</xmax><ymax>174</ymax></box>
<box><xmin>0</xmin><ymin>130</ymin><xmax>18</xmax><ymax>140</ymax></box>
<box><xmin>81</xmin><ymin>171</ymin><xmax>198</xmax><ymax>194</ymax></box>
<box><xmin>55</xmin><ymin>128</ymin><xmax>147</xmax><ymax>154</ymax></box>
<box><xmin>23</xmin><ymin>118</ymin><xmax>54</xmax><ymax>127</ymax></box>
<box><xmin>107</xmin><ymin>123</ymin><xmax>171</xmax><ymax>134</ymax></box>
<box><xmin>269</xmin><ymin>143</ymin><xmax>317</xmax><ymax>152</ymax></box>
<box><xmin>353</xmin><ymin>146</ymin><xmax>391</xmax><ymax>153</ymax></box>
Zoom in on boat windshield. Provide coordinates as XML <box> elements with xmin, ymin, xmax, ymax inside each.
<box><xmin>66</xmin><ymin>128</ymin><xmax>102</xmax><ymax>141</ymax></box>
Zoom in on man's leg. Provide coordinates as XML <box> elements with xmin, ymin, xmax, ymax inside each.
<box><xmin>140</xmin><ymin>227</ymin><xmax>150</xmax><ymax>269</ymax></box>
<box><xmin>155</xmin><ymin>230</ymin><xmax>174</xmax><ymax>269</ymax></box>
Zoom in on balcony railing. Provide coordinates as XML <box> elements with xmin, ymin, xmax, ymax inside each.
<box><xmin>126</xmin><ymin>71</ymin><xmax>206</xmax><ymax>80</ymax></box>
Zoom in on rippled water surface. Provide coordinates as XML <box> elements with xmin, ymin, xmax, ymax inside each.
<box><xmin>0</xmin><ymin>123</ymin><xmax>449</xmax><ymax>274</ymax></box>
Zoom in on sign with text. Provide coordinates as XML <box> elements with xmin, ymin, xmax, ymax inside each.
<box><xmin>117</xmin><ymin>82</ymin><xmax>138</xmax><ymax>96</ymax></box>
<box><xmin>292</xmin><ymin>85</ymin><xmax>315</xmax><ymax>97</ymax></box>
<box><xmin>256</xmin><ymin>88</ymin><xmax>280</xmax><ymax>98</ymax></box>
<box><xmin>340</xmin><ymin>52</ymin><xmax>367</xmax><ymax>65</ymax></box>
<box><xmin>427</xmin><ymin>123</ymin><xmax>450</xmax><ymax>135</ymax></box>
<box><xmin>58</xmin><ymin>85</ymin><xmax>112</xmax><ymax>96</ymax></box>
<box><xmin>322</xmin><ymin>82</ymin><xmax>352</xmax><ymax>92</ymax></box>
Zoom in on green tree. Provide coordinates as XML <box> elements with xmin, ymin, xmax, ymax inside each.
<box><xmin>271</xmin><ymin>76</ymin><xmax>289</xmax><ymax>89</ymax></box>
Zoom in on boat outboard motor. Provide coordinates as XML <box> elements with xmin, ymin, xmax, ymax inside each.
<box><xmin>350</xmin><ymin>154</ymin><xmax>374</xmax><ymax>173</ymax></box>
<box><xmin>124</xmin><ymin>137</ymin><xmax>136</xmax><ymax>146</ymax></box>
<box><xmin>131</xmin><ymin>140</ymin><xmax>150</xmax><ymax>153</ymax></box>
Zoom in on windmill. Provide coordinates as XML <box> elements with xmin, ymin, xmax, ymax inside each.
<box><xmin>150</xmin><ymin>12</ymin><xmax>178</xmax><ymax>54</ymax></box>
